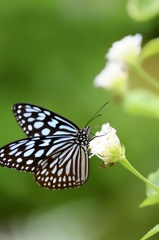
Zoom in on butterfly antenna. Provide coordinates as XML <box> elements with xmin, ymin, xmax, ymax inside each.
<box><xmin>85</xmin><ymin>102</ymin><xmax>109</xmax><ymax>127</ymax></box>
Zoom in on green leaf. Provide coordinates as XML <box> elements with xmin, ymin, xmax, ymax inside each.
<box><xmin>140</xmin><ymin>38</ymin><xmax>159</xmax><ymax>62</ymax></box>
<box><xmin>140</xmin><ymin>224</ymin><xmax>159</xmax><ymax>240</ymax></box>
<box><xmin>140</xmin><ymin>169</ymin><xmax>159</xmax><ymax>207</ymax></box>
<box><xmin>146</xmin><ymin>169</ymin><xmax>159</xmax><ymax>195</ymax></box>
<box><xmin>123</xmin><ymin>90</ymin><xmax>159</xmax><ymax>119</ymax></box>
<box><xmin>127</xmin><ymin>0</ymin><xmax>159</xmax><ymax>21</ymax></box>
<box><xmin>140</xmin><ymin>195</ymin><xmax>159</xmax><ymax>207</ymax></box>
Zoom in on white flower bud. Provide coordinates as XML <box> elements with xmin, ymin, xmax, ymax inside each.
<box><xmin>89</xmin><ymin>123</ymin><xmax>125</xmax><ymax>165</ymax></box>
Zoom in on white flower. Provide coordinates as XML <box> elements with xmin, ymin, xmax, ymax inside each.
<box><xmin>106</xmin><ymin>34</ymin><xmax>142</xmax><ymax>65</ymax></box>
<box><xmin>94</xmin><ymin>61</ymin><xmax>128</xmax><ymax>94</ymax></box>
<box><xmin>89</xmin><ymin>123</ymin><xmax>125</xmax><ymax>165</ymax></box>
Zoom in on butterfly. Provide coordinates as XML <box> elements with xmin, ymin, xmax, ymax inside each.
<box><xmin>0</xmin><ymin>103</ymin><xmax>91</xmax><ymax>190</ymax></box>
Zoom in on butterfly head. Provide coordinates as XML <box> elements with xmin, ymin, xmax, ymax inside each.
<box><xmin>78</xmin><ymin>127</ymin><xmax>90</xmax><ymax>148</ymax></box>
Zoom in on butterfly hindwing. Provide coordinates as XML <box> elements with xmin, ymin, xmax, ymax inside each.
<box><xmin>0</xmin><ymin>136</ymin><xmax>89</xmax><ymax>190</ymax></box>
<box><xmin>34</xmin><ymin>142</ymin><xmax>89</xmax><ymax>189</ymax></box>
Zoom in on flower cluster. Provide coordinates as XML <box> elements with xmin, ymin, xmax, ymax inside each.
<box><xmin>94</xmin><ymin>34</ymin><xmax>142</xmax><ymax>95</ymax></box>
<box><xmin>106</xmin><ymin>34</ymin><xmax>142</xmax><ymax>64</ymax></box>
<box><xmin>94</xmin><ymin>62</ymin><xmax>128</xmax><ymax>94</ymax></box>
<box><xmin>89</xmin><ymin>123</ymin><xmax>125</xmax><ymax>165</ymax></box>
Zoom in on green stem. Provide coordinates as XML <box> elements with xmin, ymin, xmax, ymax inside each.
<box><xmin>133</xmin><ymin>64</ymin><xmax>159</xmax><ymax>91</ymax></box>
<box><xmin>120</xmin><ymin>157</ymin><xmax>159</xmax><ymax>193</ymax></box>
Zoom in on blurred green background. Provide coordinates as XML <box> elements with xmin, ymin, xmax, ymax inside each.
<box><xmin>0</xmin><ymin>0</ymin><xmax>159</xmax><ymax>239</ymax></box>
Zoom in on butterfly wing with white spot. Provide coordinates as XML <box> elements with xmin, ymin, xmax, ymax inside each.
<box><xmin>0</xmin><ymin>136</ymin><xmax>69</xmax><ymax>173</ymax></box>
<box><xmin>34</xmin><ymin>143</ymin><xmax>89</xmax><ymax>190</ymax></box>
<box><xmin>13</xmin><ymin>103</ymin><xmax>79</xmax><ymax>138</ymax></box>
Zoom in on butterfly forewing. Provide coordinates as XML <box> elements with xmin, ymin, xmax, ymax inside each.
<box><xmin>13</xmin><ymin>103</ymin><xmax>78</xmax><ymax>138</ymax></box>
<box><xmin>0</xmin><ymin>137</ymin><xmax>61</xmax><ymax>172</ymax></box>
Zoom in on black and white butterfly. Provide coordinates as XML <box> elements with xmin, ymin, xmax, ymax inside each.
<box><xmin>0</xmin><ymin>103</ymin><xmax>91</xmax><ymax>190</ymax></box>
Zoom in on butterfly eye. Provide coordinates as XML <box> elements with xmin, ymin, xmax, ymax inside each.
<box><xmin>0</xmin><ymin>103</ymin><xmax>90</xmax><ymax>190</ymax></box>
